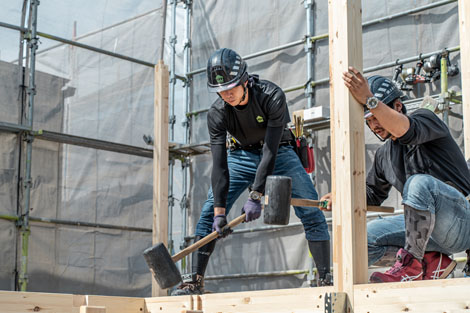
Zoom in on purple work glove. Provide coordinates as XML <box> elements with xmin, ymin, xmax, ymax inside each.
<box><xmin>212</xmin><ymin>214</ymin><xmax>233</xmax><ymax>238</ymax></box>
<box><xmin>242</xmin><ymin>199</ymin><xmax>262</xmax><ymax>222</ymax></box>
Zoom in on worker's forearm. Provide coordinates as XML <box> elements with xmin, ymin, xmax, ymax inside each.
<box><xmin>370</xmin><ymin>102</ymin><xmax>410</xmax><ymax>137</ymax></box>
<box><xmin>252</xmin><ymin>126</ymin><xmax>283</xmax><ymax>192</ymax></box>
<box><xmin>214</xmin><ymin>207</ymin><xmax>226</xmax><ymax>215</ymax></box>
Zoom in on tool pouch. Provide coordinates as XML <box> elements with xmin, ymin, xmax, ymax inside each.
<box><xmin>294</xmin><ymin>136</ymin><xmax>315</xmax><ymax>174</ymax></box>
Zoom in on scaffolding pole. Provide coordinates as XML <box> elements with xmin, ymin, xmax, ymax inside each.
<box><xmin>0</xmin><ymin>214</ymin><xmax>152</xmax><ymax>232</ymax></box>
<box><xmin>305</xmin><ymin>0</ymin><xmax>314</xmax><ymax>109</ymax></box>
<box><xmin>18</xmin><ymin>0</ymin><xmax>39</xmax><ymax>292</ymax></box>
<box><xmin>167</xmin><ymin>0</ymin><xmax>178</xmax><ymax>257</ymax></box>
<box><xmin>180</xmin><ymin>0</ymin><xmax>192</xmax><ymax>275</ymax></box>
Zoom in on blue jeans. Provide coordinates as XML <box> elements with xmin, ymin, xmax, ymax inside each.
<box><xmin>194</xmin><ymin>145</ymin><xmax>330</xmax><ymax>241</ymax></box>
<box><xmin>368</xmin><ymin>174</ymin><xmax>470</xmax><ymax>265</ymax></box>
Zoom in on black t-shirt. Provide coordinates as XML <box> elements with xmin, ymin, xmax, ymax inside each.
<box><xmin>208</xmin><ymin>78</ymin><xmax>291</xmax><ymax>147</ymax></box>
<box><xmin>367</xmin><ymin>108</ymin><xmax>470</xmax><ymax>205</ymax></box>
<box><xmin>207</xmin><ymin>76</ymin><xmax>291</xmax><ymax>207</ymax></box>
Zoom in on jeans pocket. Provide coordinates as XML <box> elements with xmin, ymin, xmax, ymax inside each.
<box><xmin>438</xmin><ymin>216</ymin><xmax>470</xmax><ymax>252</ymax></box>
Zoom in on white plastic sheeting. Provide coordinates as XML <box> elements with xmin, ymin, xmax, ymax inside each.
<box><xmin>0</xmin><ymin>0</ymin><xmax>171</xmax><ymax>296</ymax></box>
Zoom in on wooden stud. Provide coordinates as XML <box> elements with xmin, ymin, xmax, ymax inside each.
<box><xmin>459</xmin><ymin>0</ymin><xmax>470</xmax><ymax>159</ymax></box>
<box><xmin>328</xmin><ymin>0</ymin><xmax>368</xmax><ymax>304</ymax></box>
<box><xmin>153</xmin><ymin>60</ymin><xmax>170</xmax><ymax>297</ymax></box>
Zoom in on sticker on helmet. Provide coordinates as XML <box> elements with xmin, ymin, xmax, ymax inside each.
<box><xmin>256</xmin><ymin>116</ymin><xmax>264</xmax><ymax>123</ymax></box>
<box><xmin>215</xmin><ymin>75</ymin><xmax>225</xmax><ymax>84</ymax></box>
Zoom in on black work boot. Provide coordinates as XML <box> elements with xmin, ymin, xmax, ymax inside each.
<box><xmin>171</xmin><ymin>273</ymin><xmax>205</xmax><ymax>296</ymax></box>
<box><xmin>317</xmin><ymin>272</ymin><xmax>333</xmax><ymax>287</ymax></box>
<box><xmin>308</xmin><ymin>240</ymin><xmax>333</xmax><ymax>287</ymax></box>
<box><xmin>171</xmin><ymin>236</ymin><xmax>215</xmax><ymax>296</ymax></box>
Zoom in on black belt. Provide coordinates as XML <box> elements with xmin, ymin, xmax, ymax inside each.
<box><xmin>231</xmin><ymin>140</ymin><xmax>292</xmax><ymax>151</ymax></box>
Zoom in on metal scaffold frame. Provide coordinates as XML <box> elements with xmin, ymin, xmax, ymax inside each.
<box><xmin>0</xmin><ymin>0</ymin><xmax>462</xmax><ymax>293</ymax></box>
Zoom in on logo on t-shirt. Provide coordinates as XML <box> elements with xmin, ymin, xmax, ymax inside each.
<box><xmin>256</xmin><ymin>116</ymin><xmax>264</xmax><ymax>123</ymax></box>
<box><xmin>215</xmin><ymin>75</ymin><xmax>224</xmax><ymax>84</ymax></box>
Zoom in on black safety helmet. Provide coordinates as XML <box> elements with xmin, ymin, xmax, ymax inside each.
<box><xmin>207</xmin><ymin>48</ymin><xmax>248</xmax><ymax>93</ymax></box>
<box><xmin>365</xmin><ymin>75</ymin><xmax>407</xmax><ymax>118</ymax></box>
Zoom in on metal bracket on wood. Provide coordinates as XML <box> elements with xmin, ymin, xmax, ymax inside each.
<box><xmin>324</xmin><ymin>292</ymin><xmax>350</xmax><ymax>313</ymax></box>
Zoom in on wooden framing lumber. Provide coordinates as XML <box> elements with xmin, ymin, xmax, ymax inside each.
<box><xmin>459</xmin><ymin>0</ymin><xmax>470</xmax><ymax>159</ymax></box>
<box><xmin>80</xmin><ymin>306</ymin><xmax>106</xmax><ymax>313</ymax></box>
<box><xmin>145</xmin><ymin>295</ymin><xmax>194</xmax><ymax>312</ymax></box>
<box><xmin>328</xmin><ymin>0</ymin><xmax>368</xmax><ymax>302</ymax></box>
<box><xmin>197</xmin><ymin>287</ymin><xmax>333</xmax><ymax>313</ymax></box>
<box><xmin>146</xmin><ymin>279</ymin><xmax>470</xmax><ymax>313</ymax></box>
<box><xmin>2</xmin><ymin>280</ymin><xmax>470</xmax><ymax>313</ymax></box>
<box><xmin>353</xmin><ymin>278</ymin><xmax>470</xmax><ymax>313</ymax></box>
<box><xmin>0</xmin><ymin>291</ymin><xmax>145</xmax><ymax>313</ymax></box>
<box><xmin>85</xmin><ymin>295</ymin><xmax>145</xmax><ymax>313</ymax></box>
<box><xmin>0</xmin><ymin>291</ymin><xmax>75</xmax><ymax>313</ymax></box>
<box><xmin>153</xmin><ymin>60</ymin><xmax>170</xmax><ymax>297</ymax></box>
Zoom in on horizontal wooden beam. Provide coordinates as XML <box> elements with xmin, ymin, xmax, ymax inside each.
<box><xmin>354</xmin><ymin>278</ymin><xmax>470</xmax><ymax>313</ymax></box>
<box><xmin>0</xmin><ymin>291</ymin><xmax>145</xmax><ymax>313</ymax></box>
<box><xmin>145</xmin><ymin>295</ymin><xmax>193</xmax><ymax>312</ymax></box>
<box><xmin>3</xmin><ymin>279</ymin><xmax>470</xmax><ymax>313</ymax></box>
<box><xmin>80</xmin><ymin>306</ymin><xmax>106</xmax><ymax>313</ymax></box>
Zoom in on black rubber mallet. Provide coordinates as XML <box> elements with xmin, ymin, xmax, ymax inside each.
<box><xmin>143</xmin><ymin>213</ymin><xmax>247</xmax><ymax>289</ymax></box>
<box><xmin>263</xmin><ymin>175</ymin><xmax>395</xmax><ymax>225</ymax></box>
<box><xmin>143</xmin><ymin>176</ymin><xmax>308</xmax><ymax>289</ymax></box>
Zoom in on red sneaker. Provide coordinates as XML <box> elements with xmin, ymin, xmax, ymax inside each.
<box><xmin>370</xmin><ymin>248</ymin><xmax>423</xmax><ymax>283</ymax></box>
<box><xmin>422</xmin><ymin>252</ymin><xmax>456</xmax><ymax>280</ymax></box>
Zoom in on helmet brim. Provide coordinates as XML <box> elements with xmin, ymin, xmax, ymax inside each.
<box><xmin>364</xmin><ymin>110</ymin><xmax>373</xmax><ymax>119</ymax></box>
<box><xmin>207</xmin><ymin>81</ymin><xmax>239</xmax><ymax>93</ymax></box>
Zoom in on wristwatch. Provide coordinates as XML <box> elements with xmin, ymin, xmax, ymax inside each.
<box><xmin>365</xmin><ymin>96</ymin><xmax>379</xmax><ymax>110</ymax></box>
<box><xmin>249</xmin><ymin>190</ymin><xmax>262</xmax><ymax>201</ymax></box>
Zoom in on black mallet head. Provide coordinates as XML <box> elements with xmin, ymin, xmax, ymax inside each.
<box><xmin>143</xmin><ymin>243</ymin><xmax>182</xmax><ymax>289</ymax></box>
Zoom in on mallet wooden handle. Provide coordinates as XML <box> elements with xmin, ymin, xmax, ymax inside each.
<box><xmin>265</xmin><ymin>196</ymin><xmax>394</xmax><ymax>213</ymax></box>
<box><xmin>171</xmin><ymin>213</ymin><xmax>247</xmax><ymax>262</ymax></box>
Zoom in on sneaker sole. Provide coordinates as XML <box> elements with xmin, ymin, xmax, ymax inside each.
<box><xmin>438</xmin><ymin>260</ymin><xmax>457</xmax><ymax>279</ymax></box>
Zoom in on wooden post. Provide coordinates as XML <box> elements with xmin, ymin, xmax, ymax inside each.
<box><xmin>328</xmin><ymin>0</ymin><xmax>368</xmax><ymax>304</ymax></box>
<box><xmin>459</xmin><ymin>0</ymin><xmax>470</xmax><ymax>159</ymax></box>
<box><xmin>153</xmin><ymin>60</ymin><xmax>170</xmax><ymax>297</ymax></box>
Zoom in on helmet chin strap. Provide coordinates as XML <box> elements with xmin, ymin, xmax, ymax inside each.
<box><xmin>366</xmin><ymin>122</ymin><xmax>391</xmax><ymax>142</ymax></box>
<box><xmin>235</xmin><ymin>84</ymin><xmax>247</xmax><ymax>106</ymax></box>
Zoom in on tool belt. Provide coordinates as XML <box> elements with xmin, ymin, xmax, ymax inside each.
<box><xmin>228</xmin><ymin>137</ymin><xmax>292</xmax><ymax>152</ymax></box>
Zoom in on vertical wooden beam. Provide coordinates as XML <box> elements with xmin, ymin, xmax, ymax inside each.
<box><xmin>153</xmin><ymin>60</ymin><xmax>170</xmax><ymax>297</ymax></box>
<box><xmin>459</xmin><ymin>0</ymin><xmax>470</xmax><ymax>159</ymax></box>
<box><xmin>328</xmin><ymin>0</ymin><xmax>368</xmax><ymax>303</ymax></box>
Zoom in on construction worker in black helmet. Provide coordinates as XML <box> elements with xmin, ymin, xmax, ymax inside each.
<box><xmin>171</xmin><ymin>48</ymin><xmax>332</xmax><ymax>295</ymax></box>
<box><xmin>321</xmin><ymin>66</ymin><xmax>470</xmax><ymax>283</ymax></box>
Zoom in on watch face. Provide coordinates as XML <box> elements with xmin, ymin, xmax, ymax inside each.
<box><xmin>250</xmin><ymin>191</ymin><xmax>261</xmax><ymax>201</ymax></box>
<box><xmin>367</xmin><ymin>97</ymin><xmax>379</xmax><ymax>109</ymax></box>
